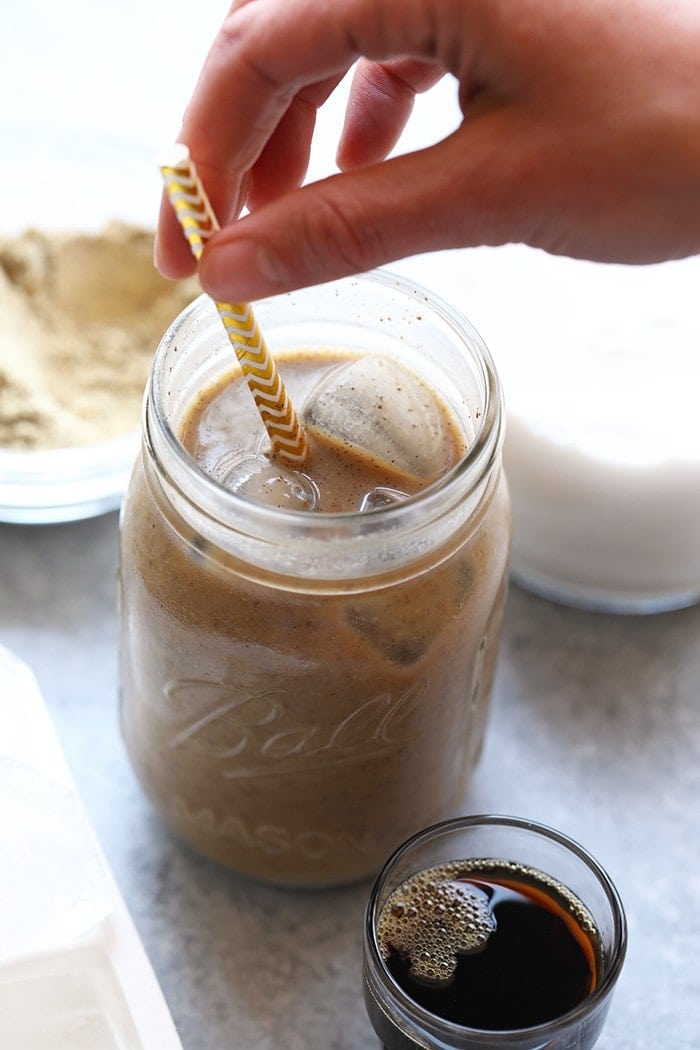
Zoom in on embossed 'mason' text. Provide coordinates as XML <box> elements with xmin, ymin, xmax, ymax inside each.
<box><xmin>170</xmin><ymin>795</ymin><xmax>381</xmax><ymax>859</ymax></box>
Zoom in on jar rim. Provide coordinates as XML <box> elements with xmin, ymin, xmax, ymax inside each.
<box><xmin>146</xmin><ymin>269</ymin><xmax>505</xmax><ymax>546</ymax></box>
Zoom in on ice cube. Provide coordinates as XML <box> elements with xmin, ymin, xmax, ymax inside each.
<box><xmin>0</xmin><ymin>757</ymin><xmax>111</xmax><ymax>964</ymax></box>
<box><xmin>345</xmin><ymin>604</ymin><xmax>429</xmax><ymax>665</ymax></box>
<box><xmin>302</xmin><ymin>356</ymin><xmax>449</xmax><ymax>478</ymax></box>
<box><xmin>345</xmin><ymin>553</ymin><xmax>480</xmax><ymax>665</ymax></box>
<box><xmin>359</xmin><ymin>486</ymin><xmax>410</xmax><ymax>513</ymax></box>
<box><xmin>213</xmin><ymin>451</ymin><xmax>319</xmax><ymax>511</ymax></box>
<box><xmin>0</xmin><ymin>941</ymin><xmax>142</xmax><ymax>1050</ymax></box>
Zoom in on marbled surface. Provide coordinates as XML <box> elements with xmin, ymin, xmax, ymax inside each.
<box><xmin>1</xmin><ymin>510</ymin><xmax>698</xmax><ymax>1049</ymax></box>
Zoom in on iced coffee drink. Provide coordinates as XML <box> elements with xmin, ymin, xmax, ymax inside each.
<box><xmin>119</xmin><ymin>272</ymin><xmax>511</xmax><ymax>886</ymax></box>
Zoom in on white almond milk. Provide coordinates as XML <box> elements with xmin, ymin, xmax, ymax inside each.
<box><xmin>397</xmin><ymin>247</ymin><xmax>700</xmax><ymax>612</ymax></box>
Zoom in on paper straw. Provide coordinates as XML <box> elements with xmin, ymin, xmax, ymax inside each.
<box><xmin>158</xmin><ymin>143</ymin><xmax>307</xmax><ymax>464</ymax></box>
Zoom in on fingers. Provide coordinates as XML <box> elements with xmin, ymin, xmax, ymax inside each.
<box><xmin>155</xmin><ymin>0</ymin><xmax>473</xmax><ymax>275</ymax></box>
<box><xmin>338</xmin><ymin>58</ymin><xmax>446</xmax><ymax>170</ymax></box>
<box><xmin>245</xmin><ymin>74</ymin><xmax>346</xmax><ymax>210</ymax></box>
<box><xmin>156</xmin><ymin>0</ymin><xmax>700</xmax><ymax>288</ymax></box>
<box><xmin>180</xmin><ymin>0</ymin><xmax>454</xmax><ymax>174</ymax></box>
<box><xmin>155</xmin><ymin>161</ymin><xmax>248</xmax><ymax>280</ymax></box>
<box><xmin>196</xmin><ymin>117</ymin><xmax>534</xmax><ymax>302</ymax></box>
<box><xmin>155</xmin><ymin>70</ymin><xmax>344</xmax><ymax>277</ymax></box>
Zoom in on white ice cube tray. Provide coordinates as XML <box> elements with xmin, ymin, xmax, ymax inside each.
<box><xmin>0</xmin><ymin>645</ymin><xmax>183</xmax><ymax>1049</ymax></box>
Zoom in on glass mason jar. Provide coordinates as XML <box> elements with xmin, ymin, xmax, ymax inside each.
<box><xmin>363</xmin><ymin>816</ymin><xmax>627</xmax><ymax>1050</ymax></box>
<box><xmin>118</xmin><ymin>271</ymin><xmax>511</xmax><ymax>887</ymax></box>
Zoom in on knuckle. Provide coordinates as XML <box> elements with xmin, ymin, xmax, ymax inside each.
<box><xmin>299</xmin><ymin>185</ymin><xmax>387</xmax><ymax>276</ymax></box>
<box><xmin>215</xmin><ymin>9</ymin><xmax>284</xmax><ymax>94</ymax></box>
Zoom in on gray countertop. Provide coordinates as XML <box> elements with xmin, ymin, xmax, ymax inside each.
<box><xmin>1</xmin><ymin>510</ymin><xmax>698</xmax><ymax>1049</ymax></box>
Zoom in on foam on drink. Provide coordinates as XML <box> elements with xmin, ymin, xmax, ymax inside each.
<box><xmin>377</xmin><ymin>859</ymin><xmax>601</xmax><ymax>1030</ymax></box>
<box><xmin>378</xmin><ymin>865</ymin><xmax>495</xmax><ymax>983</ymax></box>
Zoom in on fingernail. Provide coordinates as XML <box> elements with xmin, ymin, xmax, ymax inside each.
<box><xmin>152</xmin><ymin>231</ymin><xmax>162</xmax><ymax>271</ymax></box>
<box><xmin>152</xmin><ymin>231</ymin><xmax>181</xmax><ymax>281</ymax></box>
<box><xmin>201</xmin><ymin>240</ymin><xmax>288</xmax><ymax>301</ymax></box>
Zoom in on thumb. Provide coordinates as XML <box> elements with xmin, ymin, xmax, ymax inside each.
<box><xmin>197</xmin><ymin>121</ymin><xmax>529</xmax><ymax>301</ymax></box>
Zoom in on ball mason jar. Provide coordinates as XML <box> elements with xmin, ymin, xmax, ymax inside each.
<box><xmin>118</xmin><ymin>271</ymin><xmax>511</xmax><ymax>887</ymax></box>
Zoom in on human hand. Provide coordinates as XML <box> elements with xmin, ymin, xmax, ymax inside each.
<box><xmin>155</xmin><ymin>0</ymin><xmax>700</xmax><ymax>302</ymax></box>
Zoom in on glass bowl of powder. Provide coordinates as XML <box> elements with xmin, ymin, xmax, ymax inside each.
<box><xmin>0</xmin><ymin>121</ymin><xmax>200</xmax><ymax>524</ymax></box>
<box><xmin>0</xmin><ymin>220</ymin><xmax>198</xmax><ymax>523</ymax></box>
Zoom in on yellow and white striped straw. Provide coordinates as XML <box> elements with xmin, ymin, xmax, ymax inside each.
<box><xmin>158</xmin><ymin>143</ymin><xmax>307</xmax><ymax>464</ymax></box>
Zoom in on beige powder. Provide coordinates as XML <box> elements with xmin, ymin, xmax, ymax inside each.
<box><xmin>0</xmin><ymin>222</ymin><xmax>198</xmax><ymax>450</ymax></box>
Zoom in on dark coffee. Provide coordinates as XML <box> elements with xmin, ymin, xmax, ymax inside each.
<box><xmin>377</xmin><ymin>859</ymin><xmax>600</xmax><ymax>1033</ymax></box>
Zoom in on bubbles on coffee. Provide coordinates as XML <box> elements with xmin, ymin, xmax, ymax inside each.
<box><xmin>376</xmin><ymin>859</ymin><xmax>603</xmax><ymax>1032</ymax></box>
<box><xmin>212</xmin><ymin>451</ymin><xmax>320</xmax><ymax>511</ymax></box>
<box><xmin>377</xmin><ymin>864</ymin><xmax>496</xmax><ymax>983</ymax></box>
<box><xmin>302</xmin><ymin>356</ymin><xmax>452</xmax><ymax>479</ymax></box>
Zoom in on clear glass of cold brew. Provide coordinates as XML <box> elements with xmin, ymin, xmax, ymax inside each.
<box><xmin>363</xmin><ymin>815</ymin><xmax>627</xmax><ymax>1049</ymax></box>
<box><xmin>119</xmin><ymin>272</ymin><xmax>511</xmax><ymax>887</ymax></box>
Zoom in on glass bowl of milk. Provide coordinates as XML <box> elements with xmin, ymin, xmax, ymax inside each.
<box><xmin>470</xmin><ymin>247</ymin><xmax>700</xmax><ymax>614</ymax></box>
